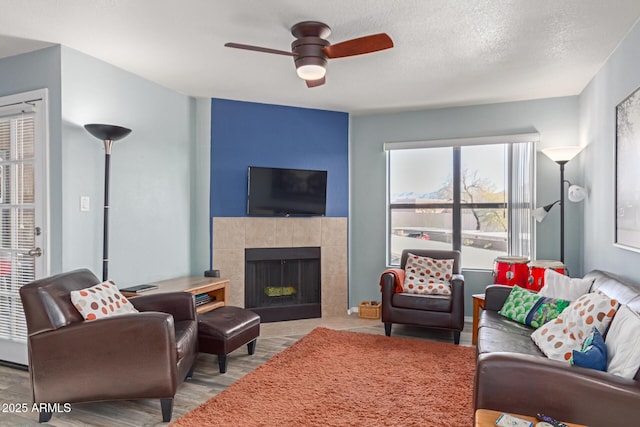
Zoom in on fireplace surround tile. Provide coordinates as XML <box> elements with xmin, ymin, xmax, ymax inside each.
<box><xmin>291</xmin><ymin>217</ymin><xmax>322</xmax><ymax>247</ymax></box>
<box><xmin>245</xmin><ymin>218</ymin><xmax>276</xmax><ymax>248</ymax></box>
<box><xmin>322</xmin><ymin>274</ymin><xmax>348</xmax><ymax>317</ymax></box>
<box><xmin>322</xmin><ymin>217</ymin><xmax>347</xmax><ymax>247</ymax></box>
<box><xmin>212</xmin><ymin>248</ymin><xmax>245</xmax><ymax>307</ymax></box>
<box><xmin>321</xmin><ymin>242</ymin><xmax>348</xmax><ymax>278</ymax></box>
<box><xmin>212</xmin><ymin>217</ymin><xmax>245</xmax><ymax>249</ymax></box>
<box><xmin>274</xmin><ymin>220</ymin><xmax>294</xmax><ymax>247</ymax></box>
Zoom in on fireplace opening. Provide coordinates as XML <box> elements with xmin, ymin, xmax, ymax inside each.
<box><xmin>245</xmin><ymin>247</ymin><xmax>321</xmax><ymax>322</ymax></box>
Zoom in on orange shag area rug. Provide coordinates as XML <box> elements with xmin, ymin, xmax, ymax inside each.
<box><xmin>172</xmin><ymin>327</ymin><xmax>476</xmax><ymax>427</ymax></box>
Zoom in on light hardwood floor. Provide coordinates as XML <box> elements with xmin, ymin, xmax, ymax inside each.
<box><xmin>0</xmin><ymin>315</ymin><xmax>472</xmax><ymax>426</ymax></box>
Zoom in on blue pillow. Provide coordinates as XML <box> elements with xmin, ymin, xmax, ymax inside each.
<box><xmin>570</xmin><ymin>327</ymin><xmax>607</xmax><ymax>371</ymax></box>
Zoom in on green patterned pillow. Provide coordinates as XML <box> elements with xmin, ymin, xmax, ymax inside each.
<box><xmin>526</xmin><ymin>296</ymin><xmax>570</xmax><ymax>328</ymax></box>
<box><xmin>498</xmin><ymin>286</ymin><xmax>541</xmax><ymax>324</ymax></box>
<box><xmin>498</xmin><ymin>285</ymin><xmax>570</xmax><ymax>327</ymax></box>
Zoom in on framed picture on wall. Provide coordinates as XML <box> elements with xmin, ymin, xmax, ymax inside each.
<box><xmin>615</xmin><ymin>85</ymin><xmax>640</xmax><ymax>252</ymax></box>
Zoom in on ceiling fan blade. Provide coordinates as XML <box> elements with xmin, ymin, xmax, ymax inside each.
<box><xmin>323</xmin><ymin>33</ymin><xmax>393</xmax><ymax>59</ymax></box>
<box><xmin>224</xmin><ymin>42</ymin><xmax>296</xmax><ymax>57</ymax></box>
<box><xmin>306</xmin><ymin>76</ymin><xmax>326</xmax><ymax>88</ymax></box>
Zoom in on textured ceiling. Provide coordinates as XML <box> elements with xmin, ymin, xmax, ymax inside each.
<box><xmin>1</xmin><ymin>0</ymin><xmax>640</xmax><ymax>114</ymax></box>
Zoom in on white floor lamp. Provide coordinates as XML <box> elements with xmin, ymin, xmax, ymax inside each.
<box><xmin>84</xmin><ymin>124</ymin><xmax>132</xmax><ymax>281</ymax></box>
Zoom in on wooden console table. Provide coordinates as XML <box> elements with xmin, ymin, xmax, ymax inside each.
<box><xmin>121</xmin><ymin>276</ymin><xmax>229</xmax><ymax>315</ymax></box>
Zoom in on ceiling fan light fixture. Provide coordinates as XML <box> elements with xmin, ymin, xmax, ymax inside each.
<box><xmin>296</xmin><ymin>64</ymin><xmax>326</xmax><ymax>80</ymax></box>
<box><xmin>225</xmin><ymin>20</ymin><xmax>393</xmax><ymax>88</ymax></box>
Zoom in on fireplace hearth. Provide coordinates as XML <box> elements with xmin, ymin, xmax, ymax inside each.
<box><xmin>245</xmin><ymin>247</ymin><xmax>321</xmax><ymax>322</ymax></box>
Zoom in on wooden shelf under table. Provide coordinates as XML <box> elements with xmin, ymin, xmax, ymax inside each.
<box><xmin>121</xmin><ymin>276</ymin><xmax>229</xmax><ymax>314</ymax></box>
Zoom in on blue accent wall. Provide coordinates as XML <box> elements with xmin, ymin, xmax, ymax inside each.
<box><xmin>210</xmin><ymin>98</ymin><xmax>349</xmax><ymax>217</ymax></box>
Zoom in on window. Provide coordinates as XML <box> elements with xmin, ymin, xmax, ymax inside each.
<box><xmin>386</xmin><ymin>136</ymin><xmax>535</xmax><ymax>269</ymax></box>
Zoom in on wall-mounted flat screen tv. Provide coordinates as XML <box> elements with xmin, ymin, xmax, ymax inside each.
<box><xmin>247</xmin><ymin>166</ymin><xmax>327</xmax><ymax>216</ymax></box>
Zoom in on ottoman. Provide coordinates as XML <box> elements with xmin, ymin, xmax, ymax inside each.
<box><xmin>197</xmin><ymin>306</ymin><xmax>261</xmax><ymax>373</ymax></box>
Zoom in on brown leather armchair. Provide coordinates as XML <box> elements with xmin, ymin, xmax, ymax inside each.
<box><xmin>381</xmin><ymin>249</ymin><xmax>464</xmax><ymax>344</ymax></box>
<box><xmin>19</xmin><ymin>269</ymin><xmax>198</xmax><ymax>423</ymax></box>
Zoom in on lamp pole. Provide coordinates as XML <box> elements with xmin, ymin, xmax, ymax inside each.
<box><xmin>84</xmin><ymin>124</ymin><xmax>132</xmax><ymax>281</ymax></box>
<box><xmin>102</xmin><ymin>138</ymin><xmax>113</xmax><ymax>281</ymax></box>
<box><xmin>558</xmin><ymin>161</ymin><xmax>568</xmax><ymax>263</ymax></box>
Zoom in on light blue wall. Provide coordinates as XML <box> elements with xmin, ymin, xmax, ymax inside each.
<box><xmin>60</xmin><ymin>47</ymin><xmax>199</xmax><ymax>286</ymax></box>
<box><xmin>580</xmin><ymin>19</ymin><xmax>640</xmax><ymax>280</ymax></box>
<box><xmin>0</xmin><ymin>46</ymin><xmax>63</xmax><ymax>274</ymax></box>
<box><xmin>350</xmin><ymin>97</ymin><xmax>581</xmax><ymax>315</ymax></box>
<box><xmin>192</xmin><ymin>98</ymin><xmax>212</xmax><ymax>272</ymax></box>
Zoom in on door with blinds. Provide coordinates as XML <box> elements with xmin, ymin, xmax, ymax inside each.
<box><xmin>0</xmin><ymin>90</ymin><xmax>49</xmax><ymax>366</ymax></box>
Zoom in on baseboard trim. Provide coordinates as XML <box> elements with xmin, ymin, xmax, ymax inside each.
<box><xmin>349</xmin><ymin>310</ymin><xmax>472</xmax><ymax>324</ymax></box>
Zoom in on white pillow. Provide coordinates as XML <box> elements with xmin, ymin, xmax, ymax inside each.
<box><xmin>70</xmin><ymin>280</ymin><xmax>138</xmax><ymax>321</ymax></box>
<box><xmin>605</xmin><ymin>305</ymin><xmax>640</xmax><ymax>378</ymax></box>
<box><xmin>531</xmin><ymin>292</ymin><xmax>619</xmax><ymax>362</ymax></box>
<box><xmin>538</xmin><ymin>269</ymin><xmax>594</xmax><ymax>301</ymax></box>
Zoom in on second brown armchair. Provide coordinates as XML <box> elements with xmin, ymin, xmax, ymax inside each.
<box><xmin>381</xmin><ymin>249</ymin><xmax>465</xmax><ymax>344</ymax></box>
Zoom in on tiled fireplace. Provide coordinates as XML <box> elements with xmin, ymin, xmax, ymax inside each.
<box><xmin>212</xmin><ymin>217</ymin><xmax>348</xmax><ymax>318</ymax></box>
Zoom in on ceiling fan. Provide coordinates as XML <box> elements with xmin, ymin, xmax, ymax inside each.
<box><xmin>224</xmin><ymin>21</ymin><xmax>394</xmax><ymax>88</ymax></box>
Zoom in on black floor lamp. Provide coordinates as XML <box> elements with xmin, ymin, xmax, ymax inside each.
<box><xmin>84</xmin><ymin>124</ymin><xmax>132</xmax><ymax>281</ymax></box>
<box><xmin>533</xmin><ymin>146</ymin><xmax>586</xmax><ymax>263</ymax></box>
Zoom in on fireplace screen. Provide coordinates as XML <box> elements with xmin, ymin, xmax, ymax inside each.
<box><xmin>245</xmin><ymin>247</ymin><xmax>321</xmax><ymax>322</ymax></box>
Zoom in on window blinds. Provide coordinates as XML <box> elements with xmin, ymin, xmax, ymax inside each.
<box><xmin>0</xmin><ymin>112</ymin><xmax>36</xmax><ymax>344</ymax></box>
<box><xmin>508</xmin><ymin>142</ymin><xmax>536</xmax><ymax>258</ymax></box>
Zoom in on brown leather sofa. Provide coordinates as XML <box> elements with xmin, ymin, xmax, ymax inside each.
<box><xmin>474</xmin><ymin>270</ymin><xmax>640</xmax><ymax>427</ymax></box>
<box><xmin>381</xmin><ymin>249</ymin><xmax>464</xmax><ymax>344</ymax></box>
<box><xmin>19</xmin><ymin>269</ymin><xmax>198</xmax><ymax>423</ymax></box>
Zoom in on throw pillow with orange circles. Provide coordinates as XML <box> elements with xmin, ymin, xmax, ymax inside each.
<box><xmin>70</xmin><ymin>280</ymin><xmax>139</xmax><ymax>321</ymax></box>
<box><xmin>402</xmin><ymin>253</ymin><xmax>454</xmax><ymax>296</ymax></box>
<box><xmin>531</xmin><ymin>292</ymin><xmax>619</xmax><ymax>363</ymax></box>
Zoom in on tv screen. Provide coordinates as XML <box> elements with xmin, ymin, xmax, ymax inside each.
<box><xmin>247</xmin><ymin>166</ymin><xmax>327</xmax><ymax>216</ymax></box>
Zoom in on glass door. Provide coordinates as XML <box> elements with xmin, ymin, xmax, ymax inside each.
<box><xmin>0</xmin><ymin>91</ymin><xmax>48</xmax><ymax>365</ymax></box>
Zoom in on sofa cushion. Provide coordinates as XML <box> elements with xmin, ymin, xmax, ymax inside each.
<box><xmin>479</xmin><ymin>310</ymin><xmax>535</xmax><ymax>338</ymax></box>
<box><xmin>477</xmin><ymin>313</ymin><xmax>544</xmax><ymax>357</ymax></box>
<box><xmin>402</xmin><ymin>253</ymin><xmax>453</xmax><ymax>295</ymax></box>
<box><xmin>391</xmin><ymin>292</ymin><xmax>451</xmax><ymax>312</ymax></box>
<box><xmin>605</xmin><ymin>304</ymin><xmax>640</xmax><ymax>378</ymax></box>
<box><xmin>531</xmin><ymin>292</ymin><xmax>619</xmax><ymax>362</ymax></box>
<box><xmin>70</xmin><ymin>280</ymin><xmax>138</xmax><ymax>321</ymax></box>
<box><xmin>585</xmin><ymin>270</ymin><xmax>640</xmax><ymax>313</ymax></box>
